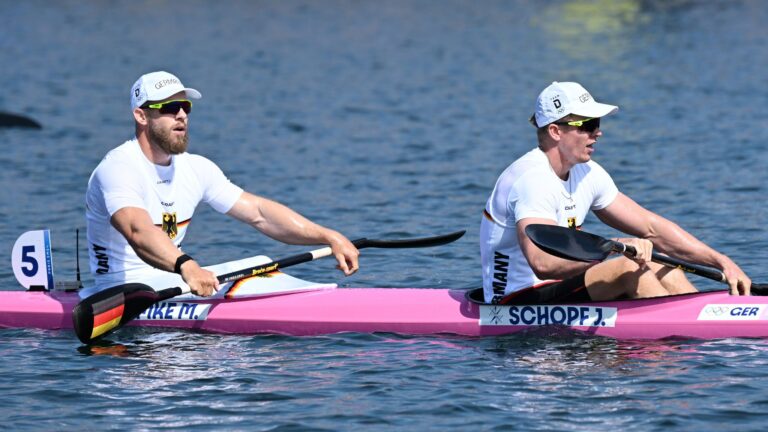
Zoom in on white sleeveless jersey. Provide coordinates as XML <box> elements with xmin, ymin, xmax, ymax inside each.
<box><xmin>85</xmin><ymin>139</ymin><xmax>243</xmax><ymax>290</ymax></box>
<box><xmin>480</xmin><ymin>148</ymin><xmax>618</xmax><ymax>303</ymax></box>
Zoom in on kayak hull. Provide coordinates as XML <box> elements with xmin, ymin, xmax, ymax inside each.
<box><xmin>2</xmin><ymin>288</ymin><xmax>768</xmax><ymax>340</ymax></box>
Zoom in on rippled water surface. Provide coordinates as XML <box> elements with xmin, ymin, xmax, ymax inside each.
<box><xmin>1</xmin><ymin>0</ymin><xmax>767</xmax><ymax>430</ymax></box>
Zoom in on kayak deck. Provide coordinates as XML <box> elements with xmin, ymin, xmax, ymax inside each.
<box><xmin>2</xmin><ymin>288</ymin><xmax>768</xmax><ymax>340</ymax></box>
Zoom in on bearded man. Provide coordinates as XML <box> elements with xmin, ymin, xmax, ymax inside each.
<box><xmin>84</xmin><ymin>71</ymin><xmax>359</xmax><ymax>297</ymax></box>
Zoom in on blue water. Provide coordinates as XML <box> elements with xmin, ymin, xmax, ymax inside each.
<box><xmin>1</xmin><ymin>0</ymin><xmax>768</xmax><ymax>430</ymax></box>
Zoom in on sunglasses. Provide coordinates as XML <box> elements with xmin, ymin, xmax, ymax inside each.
<box><xmin>144</xmin><ymin>99</ymin><xmax>193</xmax><ymax>115</ymax></box>
<box><xmin>554</xmin><ymin>117</ymin><xmax>600</xmax><ymax>133</ymax></box>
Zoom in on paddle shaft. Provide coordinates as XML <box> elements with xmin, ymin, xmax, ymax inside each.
<box><xmin>613</xmin><ymin>241</ymin><xmax>727</xmax><ymax>283</ymax></box>
<box><xmin>151</xmin><ymin>242</ymin><xmax>346</xmax><ymax>300</ymax></box>
<box><xmin>217</xmin><ymin>239</ymin><xmax>356</xmax><ymax>284</ymax></box>
<box><xmin>128</xmin><ymin>230</ymin><xmax>464</xmax><ymax>300</ymax></box>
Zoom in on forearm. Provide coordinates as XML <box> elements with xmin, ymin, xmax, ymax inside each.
<box><xmin>597</xmin><ymin>193</ymin><xmax>748</xmax><ymax>293</ymax></box>
<box><xmin>228</xmin><ymin>192</ymin><xmax>342</xmax><ymax>246</ymax></box>
<box><xmin>598</xmin><ymin>194</ymin><xmax>730</xmax><ymax>270</ymax></box>
<box><xmin>259</xmin><ymin>201</ymin><xmax>339</xmax><ymax>244</ymax></box>
<box><xmin>129</xmin><ymin>228</ymin><xmax>186</xmax><ymax>271</ymax></box>
<box><xmin>645</xmin><ymin>217</ymin><xmax>730</xmax><ymax>269</ymax></box>
<box><xmin>529</xmin><ymin>253</ymin><xmax>596</xmax><ymax>280</ymax></box>
<box><xmin>228</xmin><ymin>192</ymin><xmax>359</xmax><ymax>276</ymax></box>
<box><xmin>111</xmin><ymin>207</ymin><xmax>186</xmax><ymax>272</ymax></box>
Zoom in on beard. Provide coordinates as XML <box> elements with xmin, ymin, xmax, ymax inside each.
<box><xmin>148</xmin><ymin>121</ymin><xmax>188</xmax><ymax>155</ymax></box>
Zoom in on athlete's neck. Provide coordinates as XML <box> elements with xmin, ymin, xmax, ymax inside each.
<box><xmin>541</xmin><ymin>147</ymin><xmax>571</xmax><ymax>180</ymax></box>
<box><xmin>136</xmin><ymin>134</ymin><xmax>172</xmax><ymax>166</ymax></box>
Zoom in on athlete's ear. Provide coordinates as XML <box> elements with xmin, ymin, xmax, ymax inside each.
<box><xmin>133</xmin><ymin>107</ymin><xmax>148</xmax><ymax>125</ymax></box>
<box><xmin>547</xmin><ymin>123</ymin><xmax>562</xmax><ymax>141</ymax></box>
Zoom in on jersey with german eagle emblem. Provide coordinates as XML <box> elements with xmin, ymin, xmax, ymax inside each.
<box><xmin>84</xmin><ymin>138</ymin><xmax>243</xmax><ymax>293</ymax></box>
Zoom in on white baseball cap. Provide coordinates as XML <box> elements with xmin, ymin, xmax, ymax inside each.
<box><xmin>532</xmin><ymin>81</ymin><xmax>618</xmax><ymax>127</ymax></box>
<box><xmin>130</xmin><ymin>71</ymin><xmax>202</xmax><ymax>110</ymax></box>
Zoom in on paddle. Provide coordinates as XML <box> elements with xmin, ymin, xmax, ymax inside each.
<box><xmin>0</xmin><ymin>111</ymin><xmax>41</xmax><ymax>129</ymax></box>
<box><xmin>524</xmin><ymin>223</ymin><xmax>768</xmax><ymax>293</ymax></box>
<box><xmin>72</xmin><ymin>230</ymin><xmax>465</xmax><ymax>344</ymax></box>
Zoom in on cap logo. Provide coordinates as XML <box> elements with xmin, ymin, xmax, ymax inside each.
<box><xmin>154</xmin><ymin>78</ymin><xmax>180</xmax><ymax>90</ymax></box>
<box><xmin>552</xmin><ymin>98</ymin><xmax>562</xmax><ymax>109</ymax></box>
<box><xmin>579</xmin><ymin>93</ymin><xmax>592</xmax><ymax>103</ymax></box>
<box><xmin>134</xmin><ymin>88</ymin><xmax>140</xmax><ymax>97</ymax></box>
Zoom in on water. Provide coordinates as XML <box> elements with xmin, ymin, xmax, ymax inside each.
<box><xmin>1</xmin><ymin>0</ymin><xmax>767</xmax><ymax>430</ymax></box>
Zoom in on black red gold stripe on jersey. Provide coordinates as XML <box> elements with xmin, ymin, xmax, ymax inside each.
<box><xmin>485</xmin><ymin>209</ymin><xmax>582</xmax><ymax>231</ymax></box>
<box><xmin>483</xmin><ymin>209</ymin><xmax>494</xmax><ymax>222</ymax></box>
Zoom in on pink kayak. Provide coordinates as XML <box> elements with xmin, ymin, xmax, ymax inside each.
<box><xmin>2</xmin><ymin>287</ymin><xmax>768</xmax><ymax>340</ymax></box>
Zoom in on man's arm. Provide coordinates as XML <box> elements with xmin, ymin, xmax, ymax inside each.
<box><xmin>110</xmin><ymin>207</ymin><xmax>219</xmax><ymax>296</ymax></box>
<box><xmin>516</xmin><ymin>217</ymin><xmax>597</xmax><ymax>280</ymax></box>
<box><xmin>595</xmin><ymin>192</ymin><xmax>750</xmax><ymax>295</ymax></box>
<box><xmin>226</xmin><ymin>192</ymin><xmax>359</xmax><ymax>275</ymax></box>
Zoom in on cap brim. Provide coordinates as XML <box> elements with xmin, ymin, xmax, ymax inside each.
<box><xmin>148</xmin><ymin>87</ymin><xmax>202</xmax><ymax>103</ymax></box>
<box><xmin>183</xmin><ymin>88</ymin><xmax>202</xmax><ymax>100</ymax></box>
<box><xmin>571</xmin><ymin>101</ymin><xmax>618</xmax><ymax>119</ymax></box>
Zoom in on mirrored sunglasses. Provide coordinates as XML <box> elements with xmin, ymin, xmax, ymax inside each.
<box><xmin>554</xmin><ymin>117</ymin><xmax>600</xmax><ymax>133</ymax></box>
<box><xmin>144</xmin><ymin>99</ymin><xmax>193</xmax><ymax>115</ymax></box>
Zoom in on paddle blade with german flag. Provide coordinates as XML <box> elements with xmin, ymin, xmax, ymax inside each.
<box><xmin>72</xmin><ymin>283</ymin><xmax>168</xmax><ymax>344</ymax></box>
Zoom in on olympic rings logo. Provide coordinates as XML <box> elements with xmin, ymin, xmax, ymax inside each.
<box><xmin>704</xmin><ymin>306</ymin><xmax>731</xmax><ymax>316</ymax></box>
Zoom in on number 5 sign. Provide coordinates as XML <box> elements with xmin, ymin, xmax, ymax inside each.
<box><xmin>12</xmin><ymin>230</ymin><xmax>54</xmax><ymax>290</ymax></box>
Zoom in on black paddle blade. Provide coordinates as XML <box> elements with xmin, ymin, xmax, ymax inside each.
<box><xmin>72</xmin><ymin>283</ymin><xmax>176</xmax><ymax>344</ymax></box>
<box><xmin>0</xmin><ymin>111</ymin><xmax>42</xmax><ymax>129</ymax></box>
<box><xmin>359</xmin><ymin>230</ymin><xmax>465</xmax><ymax>249</ymax></box>
<box><xmin>525</xmin><ymin>224</ymin><xmax>616</xmax><ymax>263</ymax></box>
<box><xmin>752</xmin><ymin>284</ymin><xmax>768</xmax><ymax>296</ymax></box>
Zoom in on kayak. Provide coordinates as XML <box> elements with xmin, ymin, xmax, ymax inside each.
<box><xmin>8</xmin><ymin>230</ymin><xmax>768</xmax><ymax>341</ymax></box>
<box><xmin>2</xmin><ymin>269</ymin><xmax>768</xmax><ymax>340</ymax></box>
<box><xmin>9</xmin><ymin>225</ymin><xmax>764</xmax><ymax>341</ymax></box>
